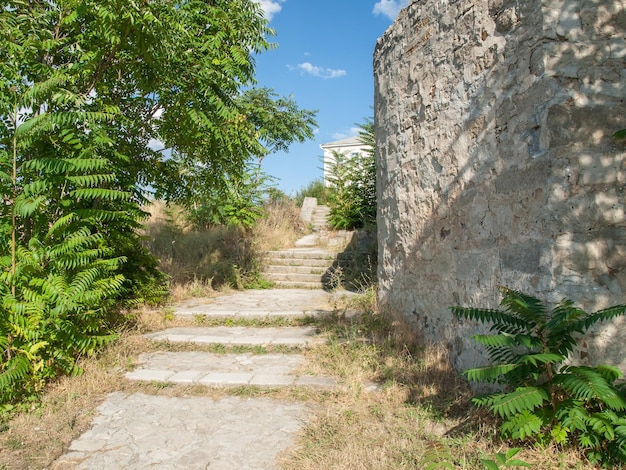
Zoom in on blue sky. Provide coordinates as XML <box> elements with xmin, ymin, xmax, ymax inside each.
<box><xmin>254</xmin><ymin>0</ymin><xmax>409</xmax><ymax>196</ymax></box>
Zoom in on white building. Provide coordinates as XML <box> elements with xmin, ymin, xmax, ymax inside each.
<box><xmin>319</xmin><ymin>136</ymin><xmax>371</xmax><ymax>186</ymax></box>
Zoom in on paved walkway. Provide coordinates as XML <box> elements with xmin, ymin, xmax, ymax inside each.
<box><xmin>53</xmin><ymin>287</ymin><xmax>356</xmax><ymax>469</ymax></box>
<box><xmin>145</xmin><ymin>326</ymin><xmax>324</xmax><ymax>347</ymax></box>
<box><xmin>53</xmin><ymin>393</ymin><xmax>309</xmax><ymax>469</ymax></box>
<box><xmin>171</xmin><ymin>288</ymin><xmax>345</xmax><ymax>318</ymax></box>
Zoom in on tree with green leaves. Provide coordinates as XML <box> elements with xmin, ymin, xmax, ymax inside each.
<box><xmin>326</xmin><ymin>117</ymin><xmax>376</xmax><ymax>230</ymax></box>
<box><xmin>0</xmin><ymin>0</ymin><xmax>316</xmax><ymax>404</ymax></box>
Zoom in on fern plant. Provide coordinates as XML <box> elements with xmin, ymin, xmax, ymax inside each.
<box><xmin>451</xmin><ymin>286</ymin><xmax>626</xmax><ymax>467</ymax></box>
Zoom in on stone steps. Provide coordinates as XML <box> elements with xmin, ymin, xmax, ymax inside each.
<box><xmin>263</xmin><ymin>248</ymin><xmax>335</xmax><ymax>289</ymax></box>
<box><xmin>144</xmin><ymin>326</ymin><xmax>324</xmax><ymax>347</ymax></box>
<box><xmin>129</xmin><ymin>322</ymin><xmax>336</xmax><ymax>390</ymax></box>
<box><xmin>271</xmin><ymin>280</ymin><xmax>326</xmax><ymax>289</ymax></box>
<box><xmin>168</xmin><ymin>289</ymin><xmax>337</xmax><ymax>319</ymax></box>
<box><xmin>311</xmin><ymin>204</ymin><xmax>330</xmax><ymax>232</ymax></box>
<box><xmin>126</xmin><ymin>351</ymin><xmax>336</xmax><ymax>389</ymax></box>
<box><xmin>264</xmin><ymin>272</ymin><xmax>327</xmax><ymax>283</ymax></box>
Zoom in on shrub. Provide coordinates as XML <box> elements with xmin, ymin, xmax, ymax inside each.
<box><xmin>451</xmin><ymin>286</ymin><xmax>626</xmax><ymax>467</ymax></box>
<box><xmin>294</xmin><ymin>178</ymin><xmax>330</xmax><ymax>207</ymax></box>
<box><xmin>325</xmin><ymin>118</ymin><xmax>376</xmax><ymax>230</ymax></box>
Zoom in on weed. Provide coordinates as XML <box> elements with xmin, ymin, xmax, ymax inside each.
<box><xmin>161</xmin><ymin>308</ymin><xmax>175</xmax><ymax>322</ymax></box>
<box><xmin>481</xmin><ymin>448</ymin><xmax>532</xmax><ymax>469</ymax></box>
<box><xmin>150</xmin><ymin>382</ymin><xmax>173</xmax><ymax>390</ymax></box>
<box><xmin>452</xmin><ymin>286</ymin><xmax>626</xmax><ymax>467</ymax></box>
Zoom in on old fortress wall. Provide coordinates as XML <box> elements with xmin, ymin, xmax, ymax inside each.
<box><xmin>374</xmin><ymin>0</ymin><xmax>625</xmax><ymax>372</ymax></box>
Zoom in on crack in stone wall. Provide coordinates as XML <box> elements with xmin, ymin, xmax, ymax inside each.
<box><xmin>374</xmin><ymin>0</ymin><xmax>626</xmax><ymax>374</ymax></box>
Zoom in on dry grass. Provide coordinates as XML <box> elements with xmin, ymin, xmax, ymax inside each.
<box><xmin>253</xmin><ymin>199</ymin><xmax>307</xmax><ymax>252</ymax></box>
<box><xmin>280</xmin><ymin>291</ymin><xmax>592</xmax><ymax>470</ymax></box>
<box><xmin>140</xmin><ymin>199</ymin><xmax>305</xmax><ymax>297</ymax></box>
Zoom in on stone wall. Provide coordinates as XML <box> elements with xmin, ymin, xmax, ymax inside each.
<box><xmin>373</xmin><ymin>0</ymin><xmax>626</xmax><ymax>374</ymax></box>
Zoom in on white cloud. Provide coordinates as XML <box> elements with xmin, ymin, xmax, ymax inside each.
<box><xmin>293</xmin><ymin>62</ymin><xmax>347</xmax><ymax>79</ymax></box>
<box><xmin>257</xmin><ymin>0</ymin><xmax>285</xmax><ymax>21</ymax></box>
<box><xmin>372</xmin><ymin>0</ymin><xmax>409</xmax><ymax>20</ymax></box>
<box><xmin>332</xmin><ymin>127</ymin><xmax>360</xmax><ymax>140</ymax></box>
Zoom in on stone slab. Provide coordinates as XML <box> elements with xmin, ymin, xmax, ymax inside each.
<box><xmin>145</xmin><ymin>326</ymin><xmax>325</xmax><ymax>347</ymax></box>
<box><xmin>125</xmin><ymin>351</ymin><xmax>337</xmax><ymax>389</ymax></box>
<box><xmin>170</xmin><ymin>289</ymin><xmax>341</xmax><ymax>318</ymax></box>
<box><xmin>52</xmin><ymin>393</ymin><xmax>309</xmax><ymax>469</ymax></box>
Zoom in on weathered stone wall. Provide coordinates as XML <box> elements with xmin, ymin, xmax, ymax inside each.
<box><xmin>374</xmin><ymin>0</ymin><xmax>626</xmax><ymax>373</ymax></box>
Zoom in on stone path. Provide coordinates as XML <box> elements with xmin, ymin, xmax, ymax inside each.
<box><xmin>53</xmin><ymin>287</ymin><xmax>357</xmax><ymax>469</ymax></box>
<box><xmin>171</xmin><ymin>288</ymin><xmax>340</xmax><ymax>317</ymax></box>
<box><xmin>53</xmin><ymin>393</ymin><xmax>308</xmax><ymax>469</ymax></box>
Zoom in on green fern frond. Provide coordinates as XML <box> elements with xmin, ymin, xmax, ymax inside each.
<box><xmin>451</xmin><ymin>306</ymin><xmax>530</xmax><ymax>333</ymax></box>
<box><xmin>420</xmin><ymin>441</ymin><xmax>456</xmax><ymax>470</ymax></box>
<box><xmin>69</xmin><ymin>188</ymin><xmax>131</xmax><ymax>201</ymax></box>
<box><xmin>596</xmin><ymin>364</ymin><xmax>624</xmax><ymax>383</ymax></box>
<box><xmin>489</xmin><ymin>387</ymin><xmax>549</xmax><ymax>419</ymax></box>
<box><xmin>472</xmin><ymin>333</ymin><xmax>517</xmax><ymax>348</ymax></box>
<box><xmin>14</xmin><ymin>195</ymin><xmax>46</xmax><ymax>217</ymax></box>
<box><xmin>66</xmin><ymin>173</ymin><xmax>116</xmax><ymax>187</ymax></box>
<box><xmin>501</xmin><ymin>409</ymin><xmax>545</xmax><ymax>440</ymax></box>
<box><xmin>497</xmin><ymin>286</ymin><xmax>548</xmax><ymax>326</ymax></box>
<box><xmin>517</xmin><ymin>353</ymin><xmax>564</xmax><ymax>367</ymax></box>
<box><xmin>0</xmin><ymin>355</ymin><xmax>31</xmax><ymax>390</ymax></box>
<box><xmin>555</xmin><ymin>366</ymin><xmax>626</xmax><ymax>411</ymax></box>
<box><xmin>464</xmin><ymin>363</ymin><xmax>518</xmax><ymax>383</ymax></box>
<box><xmin>574</xmin><ymin>304</ymin><xmax>626</xmax><ymax>334</ymax></box>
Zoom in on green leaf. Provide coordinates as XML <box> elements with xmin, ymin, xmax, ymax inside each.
<box><xmin>481</xmin><ymin>460</ymin><xmax>500</xmax><ymax>470</ymax></box>
<box><xmin>490</xmin><ymin>387</ymin><xmax>549</xmax><ymax>418</ymax></box>
<box><xmin>464</xmin><ymin>364</ymin><xmax>518</xmax><ymax>383</ymax></box>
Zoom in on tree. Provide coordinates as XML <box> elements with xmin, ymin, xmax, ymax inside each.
<box><xmin>0</xmin><ymin>0</ymin><xmax>316</xmax><ymax>403</ymax></box>
<box><xmin>326</xmin><ymin>117</ymin><xmax>376</xmax><ymax>229</ymax></box>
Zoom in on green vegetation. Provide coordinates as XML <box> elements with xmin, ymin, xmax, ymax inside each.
<box><xmin>326</xmin><ymin>118</ymin><xmax>376</xmax><ymax>230</ymax></box>
<box><xmin>452</xmin><ymin>286</ymin><xmax>626</xmax><ymax>467</ymax></box>
<box><xmin>0</xmin><ymin>0</ymin><xmax>315</xmax><ymax>405</ymax></box>
<box><xmin>294</xmin><ymin>179</ymin><xmax>330</xmax><ymax>207</ymax></box>
<box><xmin>143</xmin><ymin>199</ymin><xmax>304</xmax><ymax>291</ymax></box>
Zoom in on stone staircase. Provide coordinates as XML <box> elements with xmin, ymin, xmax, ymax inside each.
<box><xmin>125</xmin><ymin>290</ymin><xmax>342</xmax><ymax>390</ymax></box>
<box><xmin>311</xmin><ymin>204</ymin><xmax>330</xmax><ymax>231</ymax></box>
<box><xmin>56</xmin><ymin>290</ymin><xmax>354</xmax><ymax>468</ymax></box>
<box><xmin>263</xmin><ymin>248</ymin><xmax>334</xmax><ymax>289</ymax></box>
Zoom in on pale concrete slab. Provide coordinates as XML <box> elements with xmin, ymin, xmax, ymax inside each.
<box><xmin>170</xmin><ymin>289</ymin><xmax>343</xmax><ymax>318</ymax></box>
<box><xmin>52</xmin><ymin>393</ymin><xmax>310</xmax><ymax>469</ymax></box>
<box><xmin>295</xmin><ymin>233</ymin><xmax>320</xmax><ymax>247</ymax></box>
<box><xmin>145</xmin><ymin>326</ymin><xmax>325</xmax><ymax>347</ymax></box>
<box><xmin>125</xmin><ymin>351</ymin><xmax>337</xmax><ymax>389</ymax></box>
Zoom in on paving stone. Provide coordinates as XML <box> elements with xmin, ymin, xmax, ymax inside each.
<box><xmin>52</xmin><ymin>393</ymin><xmax>310</xmax><ymax>469</ymax></box>
<box><xmin>170</xmin><ymin>288</ymin><xmax>344</xmax><ymax>318</ymax></box>
<box><xmin>126</xmin><ymin>351</ymin><xmax>338</xmax><ymax>389</ymax></box>
<box><xmin>145</xmin><ymin>326</ymin><xmax>325</xmax><ymax>347</ymax></box>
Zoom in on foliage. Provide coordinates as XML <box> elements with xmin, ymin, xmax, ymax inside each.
<box><xmin>186</xmin><ymin>166</ymin><xmax>269</xmax><ymax>229</ymax></box>
<box><xmin>0</xmin><ymin>0</ymin><xmax>314</xmax><ymax>404</ymax></box>
<box><xmin>420</xmin><ymin>441</ymin><xmax>456</xmax><ymax>469</ymax></box>
<box><xmin>481</xmin><ymin>448</ymin><xmax>532</xmax><ymax>469</ymax></box>
<box><xmin>613</xmin><ymin>129</ymin><xmax>626</xmax><ymax>139</ymax></box>
<box><xmin>451</xmin><ymin>286</ymin><xmax>626</xmax><ymax>467</ymax></box>
<box><xmin>294</xmin><ymin>178</ymin><xmax>330</xmax><ymax>206</ymax></box>
<box><xmin>178</xmin><ymin>89</ymin><xmax>316</xmax><ymax>225</ymax></box>
<box><xmin>326</xmin><ymin>118</ymin><xmax>376</xmax><ymax>230</ymax></box>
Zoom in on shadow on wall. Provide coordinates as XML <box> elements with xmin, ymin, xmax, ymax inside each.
<box><xmin>322</xmin><ymin>229</ymin><xmax>378</xmax><ymax>292</ymax></box>
<box><xmin>375</xmin><ymin>0</ymin><xmax>626</xmax><ymax>374</ymax></box>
